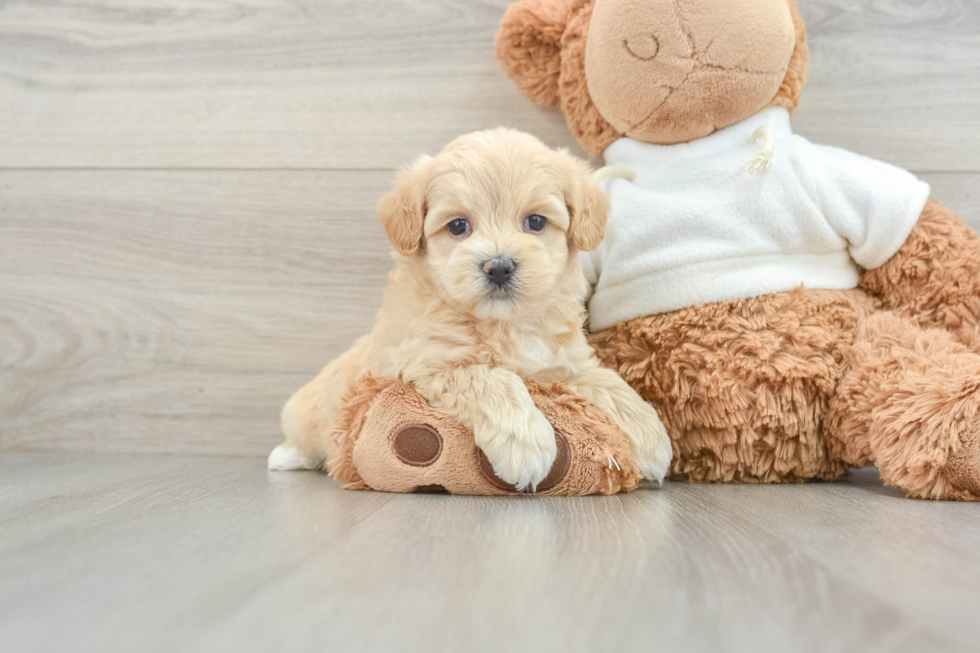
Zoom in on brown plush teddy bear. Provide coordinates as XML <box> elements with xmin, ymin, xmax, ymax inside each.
<box><xmin>496</xmin><ymin>0</ymin><xmax>980</xmax><ymax>500</ymax></box>
<box><xmin>328</xmin><ymin>375</ymin><xmax>640</xmax><ymax>496</ymax></box>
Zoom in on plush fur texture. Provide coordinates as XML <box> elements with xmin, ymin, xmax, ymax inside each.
<box><xmin>330</xmin><ymin>375</ymin><xmax>642</xmax><ymax>496</ymax></box>
<box><xmin>497</xmin><ymin>0</ymin><xmax>809</xmax><ymax>155</ymax></box>
<box><xmin>591</xmin><ymin>213</ymin><xmax>980</xmax><ymax>500</ymax></box>
<box><xmin>274</xmin><ymin>128</ymin><xmax>671</xmax><ymax>492</ymax></box>
<box><xmin>859</xmin><ymin>201</ymin><xmax>980</xmax><ymax>346</ymax></box>
<box><xmin>826</xmin><ymin>311</ymin><xmax>980</xmax><ymax>501</ymax></box>
<box><xmin>590</xmin><ymin>288</ymin><xmax>872</xmax><ymax>484</ymax></box>
<box><xmin>497</xmin><ymin>2</ymin><xmax>980</xmax><ymax>499</ymax></box>
<box><xmin>494</xmin><ymin>0</ymin><xmax>570</xmax><ymax>106</ymax></box>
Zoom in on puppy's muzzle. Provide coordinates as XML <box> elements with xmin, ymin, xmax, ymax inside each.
<box><xmin>482</xmin><ymin>257</ymin><xmax>517</xmax><ymax>289</ymax></box>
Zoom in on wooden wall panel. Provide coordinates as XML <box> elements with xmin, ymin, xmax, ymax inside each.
<box><xmin>0</xmin><ymin>1</ymin><xmax>978</xmax><ymax>170</ymax></box>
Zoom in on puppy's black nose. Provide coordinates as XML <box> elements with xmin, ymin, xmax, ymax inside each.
<box><xmin>483</xmin><ymin>257</ymin><xmax>516</xmax><ymax>288</ymax></box>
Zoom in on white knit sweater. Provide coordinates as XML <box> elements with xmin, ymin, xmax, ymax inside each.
<box><xmin>582</xmin><ymin>107</ymin><xmax>931</xmax><ymax>332</ymax></box>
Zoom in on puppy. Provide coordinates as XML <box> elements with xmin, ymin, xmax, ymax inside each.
<box><xmin>269</xmin><ymin>128</ymin><xmax>672</xmax><ymax>490</ymax></box>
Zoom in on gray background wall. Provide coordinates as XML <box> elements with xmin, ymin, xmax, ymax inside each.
<box><xmin>2</xmin><ymin>0</ymin><xmax>979</xmax><ymax>456</ymax></box>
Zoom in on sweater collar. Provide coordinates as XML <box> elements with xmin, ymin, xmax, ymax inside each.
<box><xmin>602</xmin><ymin>107</ymin><xmax>793</xmax><ymax>168</ymax></box>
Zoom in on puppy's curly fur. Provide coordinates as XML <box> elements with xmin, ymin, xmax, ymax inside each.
<box><xmin>270</xmin><ymin>128</ymin><xmax>672</xmax><ymax>490</ymax></box>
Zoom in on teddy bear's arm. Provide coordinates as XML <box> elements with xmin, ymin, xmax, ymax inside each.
<box><xmin>858</xmin><ymin>200</ymin><xmax>980</xmax><ymax>343</ymax></box>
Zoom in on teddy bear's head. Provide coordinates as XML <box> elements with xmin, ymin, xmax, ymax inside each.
<box><xmin>496</xmin><ymin>0</ymin><xmax>809</xmax><ymax>155</ymax></box>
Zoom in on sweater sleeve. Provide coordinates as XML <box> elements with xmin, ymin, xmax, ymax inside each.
<box><xmin>795</xmin><ymin>138</ymin><xmax>931</xmax><ymax>271</ymax></box>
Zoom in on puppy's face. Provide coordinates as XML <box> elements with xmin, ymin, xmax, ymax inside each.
<box><xmin>378</xmin><ymin>129</ymin><xmax>608</xmax><ymax>320</ymax></box>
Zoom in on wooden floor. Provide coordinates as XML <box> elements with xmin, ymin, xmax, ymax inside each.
<box><xmin>2</xmin><ymin>1</ymin><xmax>980</xmax><ymax>650</ymax></box>
<box><xmin>1</xmin><ymin>452</ymin><xmax>977</xmax><ymax>653</ymax></box>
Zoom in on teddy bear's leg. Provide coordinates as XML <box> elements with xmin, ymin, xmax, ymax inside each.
<box><xmin>859</xmin><ymin>201</ymin><xmax>980</xmax><ymax>347</ymax></box>
<box><xmin>826</xmin><ymin>312</ymin><xmax>980</xmax><ymax>500</ymax></box>
<box><xmin>589</xmin><ymin>289</ymin><xmax>860</xmax><ymax>484</ymax></box>
<box><xmin>270</xmin><ymin>336</ymin><xmax>371</xmax><ymax>471</ymax></box>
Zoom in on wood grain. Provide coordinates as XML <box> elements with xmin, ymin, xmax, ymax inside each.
<box><xmin>794</xmin><ymin>0</ymin><xmax>980</xmax><ymax>171</ymax></box>
<box><xmin>1</xmin><ymin>452</ymin><xmax>977</xmax><ymax>653</ymax></box>
<box><xmin>1</xmin><ymin>0</ymin><xmax>979</xmax><ymax>171</ymax></box>
<box><xmin>0</xmin><ymin>170</ymin><xmax>394</xmax><ymax>455</ymax></box>
<box><xmin>921</xmin><ymin>172</ymin><xmax>980</xmax><ymax>229</ymax></box>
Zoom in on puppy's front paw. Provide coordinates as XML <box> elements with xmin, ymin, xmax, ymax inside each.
<box><xmin>476</xmin><ymin>406</ymin><xmax>557</xmax><ymax>492</ymax></box>
<box><xmin>629</xmin><ymin>407</ymin><xmax>674</xmax><ymax>485</ymax></box>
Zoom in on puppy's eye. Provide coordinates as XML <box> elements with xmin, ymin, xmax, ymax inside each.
<box><xmin>447</xmin><ymin>218</ymin><xmax>470</xmax><ymax>237</ymax></box>
<box><xmin>524</xmin><ymin>214</ymin><xmax>547</xmax><ymax>233</ymax></box>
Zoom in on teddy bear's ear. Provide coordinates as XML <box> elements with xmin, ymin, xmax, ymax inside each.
<box><xmin>377</xmin><ymin>155</ymin><xmax>431</xmax><ymax>256</ymax></box>
<box><xmin>771</xmin><ymin>0</ymin><xmax>810</xmax><ymax>111</ymax></box>
<box><xmin>559</xmin><ymin>150</ymin><xmax>609</xmax><ymax>252</ymax></box>
<box><xmin>495</xmin><ymin>0</ymin><xmax>571</xmax><ymax>107</ymax></box>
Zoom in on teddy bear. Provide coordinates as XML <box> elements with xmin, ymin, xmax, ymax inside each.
<box><xmin>327</xmin><ymin>375</ymin><xmax>641</xmax><ymax>496</ymax></box>
<box><xmin>495</xmin><ymin>0</ymin><xmax>980</xmax><ymax>500</ymax></box>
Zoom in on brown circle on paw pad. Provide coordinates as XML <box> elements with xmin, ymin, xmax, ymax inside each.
<box><xmin>412</xmin><ymin>484</ymin><xmax>450</xmax><ymax>494</ymax></box>
<box><xmin>477</xmin><ymin>431</ymin><xmax>571</xmax><ymax>494</ymax></box>
<box><xmin>392</xmin><ymin>424</ymin><xmax>443</xmax><ymax>467</ymax></box>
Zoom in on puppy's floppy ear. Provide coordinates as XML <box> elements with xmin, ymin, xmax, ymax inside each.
<box><xmin>559</xmin><ymin>151</ymin><xmax>609</xmax><ymax>252</ymax></box>
<box><xmin>495</xmin><ymin>0</ymin><xmax>570</xmax><ymax>107</ymax></box>
<box><xmin>377</xmin><ymin>155</ymin><xmax>431</xmax><ymax>256</ymax></box>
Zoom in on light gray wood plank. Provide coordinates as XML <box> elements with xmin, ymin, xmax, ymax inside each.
<box><xmin>0</xmin><ymin>169</ymin><xmax>395</xmax><ymax>455</ymax></box>
<box><xmin>1</xmin><ymin>171</ymin><xmax>978</xmax><ymax>456</ymax></box>
<box><xmin>0</xmin><ymin>0</ymin><xmax>586</xmax><ymax>168</ymax></box>
<box><xmin>792</xmin><ymin>0</ymin><xmax>980</xmax><ymax>172</ymax></box>
<box><xmin>1</xmin><ymin>452</ymin><xmax>976</xmax><ymax>653</ymax></box>
<box><xmin>1</xmin><ymin>0</ymin><xmax>978</xmax><ymax>171</ymax></box>
<box><xmin>921</xmin><ymin>172</ymin><xmax>980</xmax><ymax>232</ymax></box>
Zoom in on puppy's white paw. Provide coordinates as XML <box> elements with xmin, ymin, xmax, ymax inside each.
<box><xmin>476</xmin><ymin>406</ymin><xmax>557</xmax><ymax>492</ymax></box>
<box><xmin>267</xmin><ymin>444</ymin><xmax>318</xmax><ymax>471</ymax></box>
<box><xmin>628</xmin><ymin>407</ymin><xmax>674</xmax><ymax>485</ymax></box>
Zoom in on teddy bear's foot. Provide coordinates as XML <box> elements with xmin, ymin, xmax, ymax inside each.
<box><xmin>943</xmin><ymin>419</ymin><xmax>980</xmax><ymax>501</ymax></box>
<box><xmin>331</xmin><ymin>376</ymin><xmax>642</xmax><ymax>495</ymax></box>
<box><xmin>888</xmin><ymin>416</ymin><xmax>980</xmax><ymax>502</ymax></box>
<box><xmin>833</xmin><ymin>311</ymin><xmax>980</xmax><ymax>501</ymax></box>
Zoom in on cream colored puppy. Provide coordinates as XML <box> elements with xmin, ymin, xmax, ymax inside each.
<box><xmin>269</xmin><ymin>128</ymin><xmax>671</xmax><ymax>490</ymax></box>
